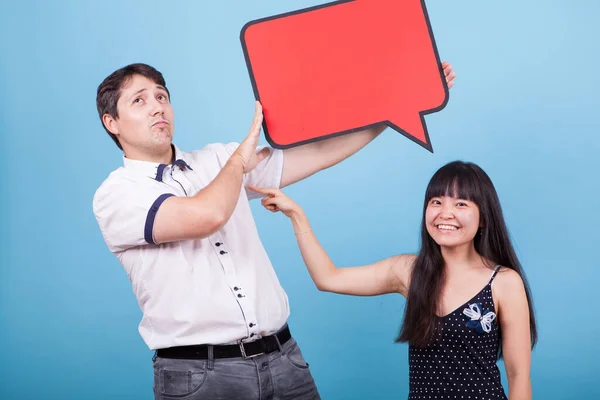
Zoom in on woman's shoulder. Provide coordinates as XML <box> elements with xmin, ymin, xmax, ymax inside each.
<box><xmin>495</xmin><ymin>266</ymin><xmax>523</xmax><ymax>282</ymax></box>
<box><xmin>493</xmin><ymin>266</ymin><xmax>526</xmax><ymax>295</ymax></box>
<box><xmin>391</xmin><ymin>253</ymin><xmax>417</xmax><ymax>270</ymax></box>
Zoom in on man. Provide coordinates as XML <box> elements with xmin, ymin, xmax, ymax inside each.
<box><xmin>93</xmin><ymin>63</ymin><xmax>455</xmax><ymax>399</ymax></box>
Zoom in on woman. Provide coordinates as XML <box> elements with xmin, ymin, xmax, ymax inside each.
<box><xmin>249</xmin><ymin>160</ymin><xmax>537</xmax><ymax>400</ymax></box>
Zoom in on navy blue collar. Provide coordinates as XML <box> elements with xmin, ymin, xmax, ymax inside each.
<box><xmin>155</xmin><ymin>159</ymin><xmax>193</xmax><ymax>182</ymax></box>
<box><xmin>122</xmin><ymin>144</ymin><xmax>193</xmax><ymax>181</ymax></box>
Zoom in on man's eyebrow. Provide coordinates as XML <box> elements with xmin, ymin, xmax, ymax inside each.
<box><xmin>129</xmin><ymin>88</ymin><xmax>147</xmax><ymax>100</ymax></box>
<box><xmin>128</xmin><ymin>86</ymin><xmax>167</xmax><ymax>101</ymax></box>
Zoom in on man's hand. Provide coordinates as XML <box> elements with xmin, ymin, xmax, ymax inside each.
<box><xmin>442</xmin><ymin>61</ymin><xmax>456</xmax><ymax>89</ymax></box>
<box><xmin>233</xmin><ymin>101</ymin><xmax>271</xmax><ymax>173</ymax></box>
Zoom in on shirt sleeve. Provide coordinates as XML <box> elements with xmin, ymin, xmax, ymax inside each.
<box><xmin>93</xmin><ymin>176</ymin><xmax>176</xmax><ymax>253</ymax></box>
<box><xmin>222</xmin><ymin>142</ymin><xmax>284</xmax><ymax>200</ymax></box>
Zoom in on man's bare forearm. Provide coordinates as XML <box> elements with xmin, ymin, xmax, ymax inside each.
<box><xmin>193</xmin><ymin>155</ymin><xmax>246</xmax><ymax>226</ymax></box>
<box><xmin>281</xmin><ymin>125</ymin><xmax>385</xmax><ymax>187</ymax></box>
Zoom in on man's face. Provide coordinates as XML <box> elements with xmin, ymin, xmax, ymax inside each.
<box><xmin>104</xmin><ymin>74</ymin><xmax>174</xmax><ymax>157</ymax></box>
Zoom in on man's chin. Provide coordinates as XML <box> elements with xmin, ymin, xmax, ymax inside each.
<box><xmin>151</xmin><ymin>133</ymin><xmax>173</xmax><ymax>145</ymax></box>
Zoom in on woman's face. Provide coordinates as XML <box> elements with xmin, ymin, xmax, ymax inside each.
<box><xmin>425</xmin><ymin>196</ymin><xmax>481</xmax><ymax>248</ymax></box>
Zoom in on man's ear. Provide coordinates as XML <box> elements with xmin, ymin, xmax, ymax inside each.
<box><xmin>102</xmin><ymin>114</ymin><xmax>119</xmax><ymax>135</ymax></box>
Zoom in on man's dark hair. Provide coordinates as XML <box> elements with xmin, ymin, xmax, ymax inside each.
<box><xmin>96</xmin><ymin>63</ymin><xmax>170</xmax><ymax>150</ymax></box>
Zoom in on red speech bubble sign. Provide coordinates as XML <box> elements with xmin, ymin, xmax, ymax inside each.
<box><xmin>241</xmin><ymin>0</ymin><xmax>448</xmax><ymax>152</ymax></box>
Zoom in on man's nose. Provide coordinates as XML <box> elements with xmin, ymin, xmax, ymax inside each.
<box><xmin>150</xmin><ymin>98</ymin><xmax>164</xmax><ymax>116</ymax></box>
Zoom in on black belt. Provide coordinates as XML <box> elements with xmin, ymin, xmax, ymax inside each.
<box><xmin>155</xmin><ymin>326</ymin><xmax>292</xmax><ymax>360</ymax></box>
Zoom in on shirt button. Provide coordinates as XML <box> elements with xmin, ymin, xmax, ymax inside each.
<box><xmin>250</xmin><ymin>333</ymin><xmax>255</xmax><ymax>337</ymax></box>
<box><xmin>234</xmin><ymin>287</ymin><xmax>240</xmax><ymax>291</ymax></box>
<box><xmin>249</xmin><ymin>323</ymin><xmax>255</xmax><ymax>328</ymax></box>
<box><xmin>237</xmin><ymin>294</ymin><xmax>243</xmax><ymax>298</ymax></box>
<box><xmin>215</xmin><ymin>242</ymin><xmax>222</xmax><ymax>247</ymax></box>
<box><xmin>220</xmin><ymin>250</ymin><xmax>227</xmax><ymax>255</ymax></box>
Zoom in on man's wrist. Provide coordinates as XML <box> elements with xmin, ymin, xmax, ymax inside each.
<box><xmin>229</xmin><ymin>153</ymin><xmax>247</xmax><ymax>173</ymax></box>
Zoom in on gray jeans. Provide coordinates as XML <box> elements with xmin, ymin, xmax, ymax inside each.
<box><xmin>153</xmin><ymin>337</ymin><xmax>321</xmax><ymax>400</ymax></box>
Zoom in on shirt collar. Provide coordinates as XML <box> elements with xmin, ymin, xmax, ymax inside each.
<box><xmin>122</xmin><ymin>144</ymin><xmax>193</xmax><ymax>181</ymax></box>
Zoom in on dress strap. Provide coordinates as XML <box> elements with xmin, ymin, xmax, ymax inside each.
<box><xmin>488</xmin><ymin>265</ymin><xmax>502</xmax><ymax>284</ymax></box>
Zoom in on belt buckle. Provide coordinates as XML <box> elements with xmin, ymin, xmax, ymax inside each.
<box><xmin>239</xmin><ymin>340</ymin><xmax>264</xmax><ymax>359</ymax></box>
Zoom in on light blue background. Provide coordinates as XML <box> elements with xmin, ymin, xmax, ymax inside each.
<box><xmin>1</xmin><ymin>1</ymin><xmax>598</xmax><ymax>399</ymax></box>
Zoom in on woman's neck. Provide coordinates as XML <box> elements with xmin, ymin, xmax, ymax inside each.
<box><xmin>440</xmin><ymin>242</ymin><xmax>482</xmax><ymax>272</ymax></box>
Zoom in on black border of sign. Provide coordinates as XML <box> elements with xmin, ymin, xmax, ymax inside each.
<box><xmin>240</xmin><ymin>0</ymin><xmax>449</xmax><ymax>153</ymax></box>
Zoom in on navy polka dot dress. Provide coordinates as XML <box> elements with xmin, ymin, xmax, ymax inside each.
<box><xmin>408</xmin><ymin>266</ymin><xmax>507</xmax><ymax>400</ymax></box>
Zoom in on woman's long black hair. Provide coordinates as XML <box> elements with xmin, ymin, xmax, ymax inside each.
<box><xmin>396</xmin><ymin>161</ymin><xmax>537</xmax><ymax>358</ymax></box>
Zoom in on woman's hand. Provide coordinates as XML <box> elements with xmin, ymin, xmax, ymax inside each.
<box><xmin>247</xmin><ymin>185</ymin><xmax>303</xmax><ymax>218</ymax></box>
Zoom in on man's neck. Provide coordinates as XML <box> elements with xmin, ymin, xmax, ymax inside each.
<box><xmin>124</xmin><ymin>145</ymin><xmax>174</xmax><ymax>165</ymax></box>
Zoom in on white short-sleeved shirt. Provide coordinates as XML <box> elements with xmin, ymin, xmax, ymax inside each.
<box><xmin>93</xmin><ymin>143</ymin><xmax>288</xmax><ymax>350</ymax></box>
